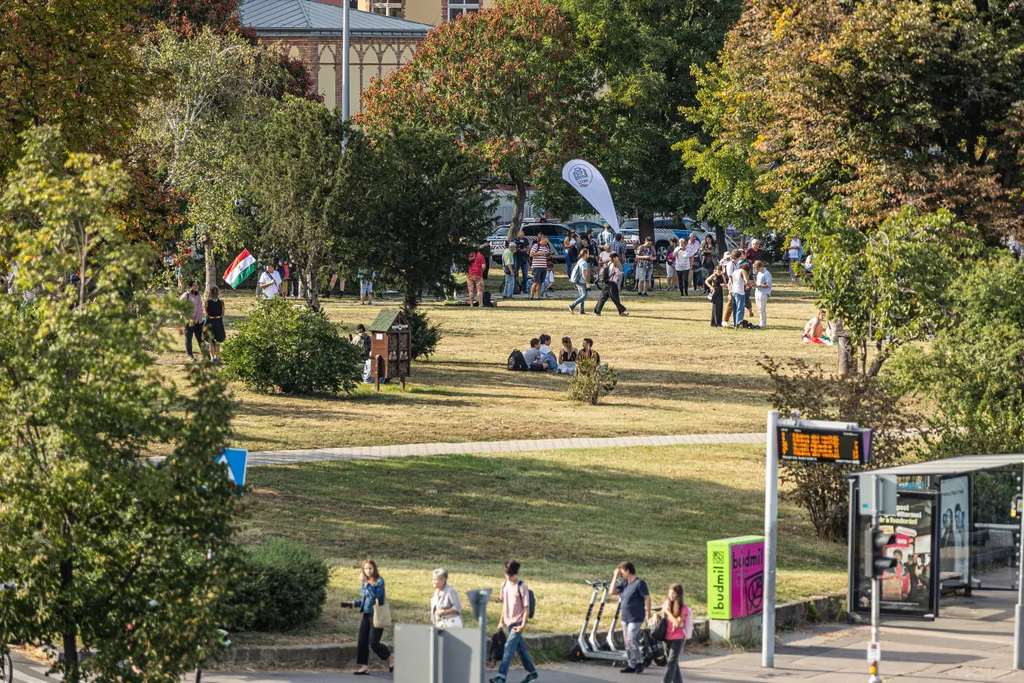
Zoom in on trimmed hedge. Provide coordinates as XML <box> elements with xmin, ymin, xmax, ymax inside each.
<box><xmin>229</xmin><ymin>539</ymin><xmax>329</xmax><ymax>632</ymax></box>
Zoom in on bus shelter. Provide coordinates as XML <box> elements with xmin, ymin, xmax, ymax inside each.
<box><xmin>846</xmin><ymin>454</ymin><xmax>1024</xmax><ymax>623</ymax></box>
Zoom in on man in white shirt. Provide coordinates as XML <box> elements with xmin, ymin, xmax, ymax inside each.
<box><xmin>753</xmin><ymin>260</ymin><xmax>773</xmax><ymax>328</ymax></box>
<box><xmin>730</xmin><ymin>263</ymin><xmax>750</xmax><ymax>328</ymax></box>
<box><xmin>599</xmin><ymin>225</ymin><xmax>615</xmax><ymax>247</ymax></box>
<box><xmin>787</xmin><ymin>237</ymin><xmax>802</xmax><ymax>280</ymax></box>
<box><xmin>258</xmin><ymin>263</ymin><xmax>281</xmax><ymax>299</ymax></box>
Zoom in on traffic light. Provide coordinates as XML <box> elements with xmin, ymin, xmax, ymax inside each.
<box><xmin>871</xmin><ymin>527</ymin><xmax>897</xmax><ymax>579</ymax></box>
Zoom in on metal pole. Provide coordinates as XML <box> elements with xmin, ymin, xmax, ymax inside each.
<box><xmin>342</xmin><ymin>0</ymin><xmax>351</xmax><ymax>121</ymax></box>
<box><xmin>1014</xmin><ymin>463</ymin><xmax>1024</xmax><ymax>669</ymax></box>
<box><xmin>870</xmin><ymin>474</ymin><xmax>881</xmax><ymax>683</ymax></box>
<box><xmin>478</xmin><ymin>598</ymin><xmax>487</xmax><ymax>683</ymax></box>
<box><xmin>762</xmin><ymin>410</ymin><xmax>779</xmax><ymax>668</ymax></box>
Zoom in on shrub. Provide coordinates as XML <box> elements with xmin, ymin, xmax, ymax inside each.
<box><xmin>229</xmin><ymin>540</ymin><xmax>329</xmax><ymax>632</ymax></box>
<box><xmin>404</xmin><ymin>307</ymin><xmax>442</xmax><ymax>361</ymax></box>
<box><xmin>567</xmin><ymin>358</ymin><xmax>617</xmax><ymax>405</ymax></box>
<box><xmin>759</xmin><ymin>357</ymin><xmax>912</xmax><ymax>541</ymax></box>
<box><xmin>222</xmin><ymin>298</ymin><xmax>362</xmax><ymax>394</ymax></box>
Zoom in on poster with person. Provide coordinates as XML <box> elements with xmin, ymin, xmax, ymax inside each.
<box><xmin>853</xmin><ymin>490</ymin><xmax>937</xmax><ymax>618</ymax></box>
<box><xmin>940</xmin><ymin>476</ymin><xmax>970</xmax><ymax>585</ymax></box>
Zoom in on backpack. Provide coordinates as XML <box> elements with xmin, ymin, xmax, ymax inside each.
<box><xmin>570</xmin><ymin>260</ymin><xmax>586</xmax><ymax>286</ymax></box>
<box><xmin>483</xmin><ymin>291</ymin><xmax>496</xmax><ymax>307</ymax></box>
<box><xmin>488</xmin><ymin>629</ymin><xmax>507</xmax><ymax>664</ymax></box>
<box><xmin>507</xmin><ymin>350</ymin><xmax>528</xmax><ymax>372</ymax></box>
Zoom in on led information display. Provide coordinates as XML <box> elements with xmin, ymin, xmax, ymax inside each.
<box><xmin>778</xmin><ymin>426</ymin><xmax>872</xmax><ymax>465</ymax></box>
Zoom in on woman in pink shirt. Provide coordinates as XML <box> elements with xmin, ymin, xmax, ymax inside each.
<box><xmin>467</xmin><ymin>247</ymin><xmax>486</xmax><ymax>307</ymax></box>
<box><xmin>659</xmin><ymin>584</ymin><xmax>690</xmax><ymax>683</ymax></box>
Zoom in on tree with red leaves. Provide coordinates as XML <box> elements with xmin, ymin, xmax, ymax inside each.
<box><xmin>359</xmin><ymin>0</ymin><xmax>597</xmax><ymax>231</ymax></box>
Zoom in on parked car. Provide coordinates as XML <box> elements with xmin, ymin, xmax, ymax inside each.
<box><xmin>488</xmin><ymin>222</ymin><xmax>572</xmax><ymax>263</ymax></box>
<box><xmin>568</xmin><ymin>220</ymin><xmax>606</xmax><ymax>237</ymax></box>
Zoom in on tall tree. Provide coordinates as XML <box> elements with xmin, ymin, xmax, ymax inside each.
<box><xmin>0</xmin><ymin>127</ymin><xmax>238</xmax><ymax>683</ymax></box>
<box><xmin>138</xmin><ymin>25</ymin><xmax>290</xmax><ymax>295</ymax></box>
<box><xmin>0</xmin><ymin>0</ymin><xmax>154</xmax><ymax>177</ymax></box>
<box><xmin>558</xmin><ymin>0</ymin><xmax>743</xmax><ymax>243</ymax></box>
<box><xmin>246</xmin><ymin>96</ymin><xmax>352</xmax><ymax>311</ymax></box>
<box><xmin>358</xmin><ymin>0</ymin><xmax>596</xmax><ymax>232</ymax></box>
<box><xmin>341</xmin><ymin>126</ymin><xmax>495</xmax><ymax>310</ymax></box>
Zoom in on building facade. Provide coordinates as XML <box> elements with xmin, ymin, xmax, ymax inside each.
<box><xmin>240</xmin><ymin>0</ymin><xmax>433</xmax><ymax>116</ymax></box>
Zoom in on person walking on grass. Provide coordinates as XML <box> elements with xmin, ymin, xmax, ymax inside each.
<box><xmin>179</xmin><ymin>280</ymin><xmax>205</xmax><ymax>362</ymax></box>
<box><xmin>594</xmin><ymin>252</ymin><xmax>628</xmax><ymax>317</ymax></box>
<box><xmin>529</xmin><ymin>236</ymin><xmax>551</xmax><ymax>301</ymax></box>
<box><xmin>358</xmin><ymin>268</ymin><xmax>374</xmax><ymax>305</ymax></box>
<box><xmin>204</xmin><ymin>286</ymin><xmax>226</xmax><ymax>363</ymax></box>
<box><xmin>569</xmin><ymin>248</ymin><xmax>591</xmax><ymax>315</ymax></box>
<box><xmin>672</xmin><ymin>240</ymin><xmax>691</xmax><ymax>296</ymax></box>
<box><xmin>611</xmin><ymin>561</ymin><xmax>650</xmax><ymax>674</ymax></box>
<box><xmin>341</xmin><ymin>559</ymin><xmax>394</xmax><ymax>675</ymax></box>
<box><xmin>502</xmin><ymin>241</ymin><xmax>517</xmax><ymax>300</ymax></box>
<box><xmin>753</xmin><ymin>260</ymin><xmax>773</xmax><ymax>328</ymax></box>
<box><xmin>659</xmin><ymin>584</ymin><xmax>691</xmax><ymax>683</ymax></box>
<box><xmin>491</xmin><ymin>560</ymin><xmax>539</xmax><ymax>683</ymax></box>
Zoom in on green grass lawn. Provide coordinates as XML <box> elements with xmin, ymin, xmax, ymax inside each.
<box><xmin>235</xmin><ymin>442</ymin><xmax>846</xmax><ymax>645</ymax></box>
<box><xmin>157</xmin><ymin>268</ymin><xmax>836</xmax><ymax>452</ymax></box>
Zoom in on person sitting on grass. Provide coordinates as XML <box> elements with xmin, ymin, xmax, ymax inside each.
<box><xmin>577</xmin><ymin>338</ymin><xmax>600</xmax><ymax>364</ymax></box>
<box><xmin>522</xmin><ymin>338</ymin><xmax>552</xmax><ymax>371</ymax></box>
<box><xmin>559</xmin><ymin>337</ymin><xmax>577</xmax><ymax>364</ymax></box>
<box><xmin>802</xmin><ymin>310</ymin><xmax>832</xmax><ymax>344</ymax></box>
<box><xmin>538</xmin><ymin>334</ymin><xmax>558</xmax><ymax>368</ymax></box>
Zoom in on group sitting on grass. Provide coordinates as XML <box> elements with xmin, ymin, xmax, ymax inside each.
<box><xmin>341</xmin><ymin>558</ymin><xmax>693</xmax><ymax>682</ymax></box>
<box><xmin>517</xmin><ymin>334</ymin><xmax>600</xmax><ymax>373</ymax></box>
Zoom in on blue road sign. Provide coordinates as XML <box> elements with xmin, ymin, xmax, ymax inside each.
<box><xmin>217</xmin><ymin>448</ymin><xmax>248</xmax><ymax>487</ymax></box>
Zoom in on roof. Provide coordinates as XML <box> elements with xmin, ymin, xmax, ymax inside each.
<box><xmin>369</xmin><ymin>310</ymin><xmax>408</xmax><ymax>332</ymax></box>
<box><xmin>240</xmin><ymin>0</ymin><xmax>433</xmax><ymax>37</ymax></box>
<box><xmin>846</xmin><ymin>453</ymin><xmax>1024</xmax><ymax>479</ymax></box>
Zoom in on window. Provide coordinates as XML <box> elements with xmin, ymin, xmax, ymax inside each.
<box><xmin>448</xmin><ymin>1</ymin><xmax>479</xmax><ymax>21</ymax></box>
<box><xmin>373</xmin><ymin>2</ymin><xmax>403</xmax><ymax>17</ymax></box>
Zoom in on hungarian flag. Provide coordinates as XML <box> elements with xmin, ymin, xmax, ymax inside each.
<box><xmin>223</xmin><ymin>249</ymin><xmax>256</xmax><ymax>289</ymax></box>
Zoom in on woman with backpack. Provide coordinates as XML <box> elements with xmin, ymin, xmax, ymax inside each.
<box><xmin>659</xmin><ymin>584</ymin><xmax>691</xmax><ymax>683</ymax></box>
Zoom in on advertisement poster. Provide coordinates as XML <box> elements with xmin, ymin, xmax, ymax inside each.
<box><xmin>853</xmin><ymin>491</ymin><xmax>937</xmax><ymax>617</ymax></box>
<box><xmin>939</xmin><ymin>476</ymin><xmax>970</xmax><ymax>584</ymax></box>
<box><xmin>707</xmin><ymin>536</ymin><xmax>764</xmax><ymax>620</ymax></box>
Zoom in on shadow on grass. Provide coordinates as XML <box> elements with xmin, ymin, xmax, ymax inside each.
<box><xmin>242</xmin><ymin>452</ymin><xmax>846</xmax><ymax>607</ymax></box>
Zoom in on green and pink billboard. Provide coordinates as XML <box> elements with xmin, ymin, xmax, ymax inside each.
<box><xmin>707</xmin><ymin>535</ymin><xmax>765</xmax><ymax>620</ymax></box>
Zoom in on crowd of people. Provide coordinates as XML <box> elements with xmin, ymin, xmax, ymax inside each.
<box><xmin>341</xmin><ymin>558</ymin><xmax>693</xmax><ymax>683</ymax></box>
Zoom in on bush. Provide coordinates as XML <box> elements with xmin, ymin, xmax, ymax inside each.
<box><xmin>404</xmin><ymin>307</ymin><xmax>442</xmax><ymax>361</ymax></box>
<box><xmin>229</xmin><ymin>540</ymin><xmax>329</xmax><ymax>632</ymax></box>
<box><xmin>567</xmin><ymin>358</ymin><xmax>617</xmax><ymax>405</ymax></box>
<box><xmin>222</xmin><ymin>298</ymin><xmax>362</xmax><ymax>394</ymax></box>
<box><xmin>759</xmin><ymin>357</ymin><xmax>912</xmax><ymax>541</ymax></box>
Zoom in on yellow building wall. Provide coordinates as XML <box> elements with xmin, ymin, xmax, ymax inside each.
<box><xmin>357</xmin><ymin>0</ymin><xmax>491</xmax><ymax>26</ymax></box>
<box><xmin>308</xmin><ymin>38</ymin><xmax>417</xmax><ymax>116</ymax></box>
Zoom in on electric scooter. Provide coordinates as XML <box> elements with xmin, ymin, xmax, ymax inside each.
<box><xmin>569</xmin><ymin>580</ymin><xmax>627</xmax><ymax>663</ymax></box>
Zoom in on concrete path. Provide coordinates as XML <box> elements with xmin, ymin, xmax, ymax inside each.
<box><xmin>249</xmin><ymin>433</ymin><xmax>764</xmax><ymax>466</ymax></box>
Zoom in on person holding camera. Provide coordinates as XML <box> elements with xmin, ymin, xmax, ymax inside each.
<box><xmin>341</xmin><ymin>559</ymin><xmax>394</xmax><ymax>675</ymax></box>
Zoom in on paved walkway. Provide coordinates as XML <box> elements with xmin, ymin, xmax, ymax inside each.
<box><xmin>249</xmin><ymin>432</ymin><xmax>764</xmax><ymax>466</ymax></box>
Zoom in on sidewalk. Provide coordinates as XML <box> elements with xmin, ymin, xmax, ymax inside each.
<box><xmin>250</xmin><ymin>433</ymin><xmax>764</xmax><ymax>466</ymax></box>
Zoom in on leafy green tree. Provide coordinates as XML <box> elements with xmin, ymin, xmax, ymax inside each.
<box><xmin>0</xmin><ymin>0</ymin><xmax>154</xmax><ymax>177</ymax></box>
<box><xmin>358</xmin><ymin>0</ymin><xmax>596</xmax><ymax>232</ymax></box>
<box><xmin>808</xmin><ymin>205</ymin><xmax>979</xmax><ymax>376</ymax></box>
<box><xmin>245</xmin><ymin>96</ymin><xmax>351</xmax><ymax>311</ymax></box>
<box><xmin>138</xmin><ymin>25</ymin><xmax>291</xmax><ymax>295</ymax></box>
<box><xmin>895</xmin><ymin>254</ymin><xmax>1024</xmax><ymax>460</ymax></box>
<box><xmin>340</xmin><ymin>126</ymin><xmax>495</xmax><ymax>310</ymax></box>
<box><xmin>0</xmin><ymin>127</ymin><xmax>238</xmax><ymax>683</ymax></box>
<box><xmin>558</xmin><ymin>0</ymin><xmax>742</xmax><ymax>241</ymax></box>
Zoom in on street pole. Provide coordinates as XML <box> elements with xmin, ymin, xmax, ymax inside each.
<box><xmin>870</xmin><ymin>474</ymin><xmax>881</xmax><ymax>683</ymax></box>
<box><xmin>342</xmin><ymin>0</ymin><xmax>351</xmax><ymax>121</ymax></box>
<box><xmin>1014</xmin><ymin>463</ymin><xmax>1024</xmax><ymax>669</ymax></box>
<box><xmin>762</xmin><ymin>410</ymin><xmax>779</xmax><ymax>668</ymax></box>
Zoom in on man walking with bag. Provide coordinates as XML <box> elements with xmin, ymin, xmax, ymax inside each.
<box><xmin>491</xmin><ymin>560</ymin><xmax>538</xmax><ymax>683</ymax></box>
<box><xmin>611</xmin><ymin>561</ymin><xmax>651</xmax><ymax>674</ymax></box>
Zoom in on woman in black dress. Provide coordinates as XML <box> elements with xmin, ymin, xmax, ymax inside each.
<box><xmin>705</xmin><ymin>265</ymin><xmax>727</xmax><ymax>327</ymax></box>
<box><xmin>205</xmin><ymin>286</ymin><xmax>226</xmax><ymax>362</ymax></box>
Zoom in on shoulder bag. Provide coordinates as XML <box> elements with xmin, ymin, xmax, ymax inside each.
<box><xmin>372</xmin><ymin>590</ymin><xmax>392</xmax><ymax>629</ymax></box>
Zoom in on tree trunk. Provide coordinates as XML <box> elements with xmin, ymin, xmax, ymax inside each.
<box><xmin>511</xmin><ymin>174</ymin><xmax>528</xmax><ymax>234</ymax></box>
<box><xmin>638</xmin><ymin>211</ymin><xmax>655</xmax><ymax>246</ymax></box>
<box><xmin>60</xmin><ymin>559</ymin><xmax>79</xmax><ymax>683</ymax></box>
<box><xmin>715</xmin><ymin>224</ymin><xmax>727</xmax><ymax>258</ymax></box>
<box><xmin>203</xmin><ymin>231</ymin><xmax>216</xmax><ymax>298</ymax></box>
<box><xmin>303</xmin><ymin>266</ymin><xmax>320</xmax><ymax>312</ymax></box>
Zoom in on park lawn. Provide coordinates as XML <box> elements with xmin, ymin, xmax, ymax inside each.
<box><xmin>156</xmin><ymin>270</ymin><xmax>836</xmax><ymax>452</ymax></box>
<box><xmin>233</xmin><ymin>442</ymin><xmax>847</xmax><ymax>645</ymax></box>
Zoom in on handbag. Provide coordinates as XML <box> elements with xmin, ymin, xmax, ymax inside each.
<box><xmin>440</xmin><ymin>615</ymin><xmax>464</xmax><ymax>629</ymax></box>
<box><xmin>707</xmin><ymin>290</ymin><xmax>714</xmax><ymax>301</ymax></box>
<box><xmin>372</xmin><ymin>600</ymin><xmax>392</xmax><ymax>629</ymax></box>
